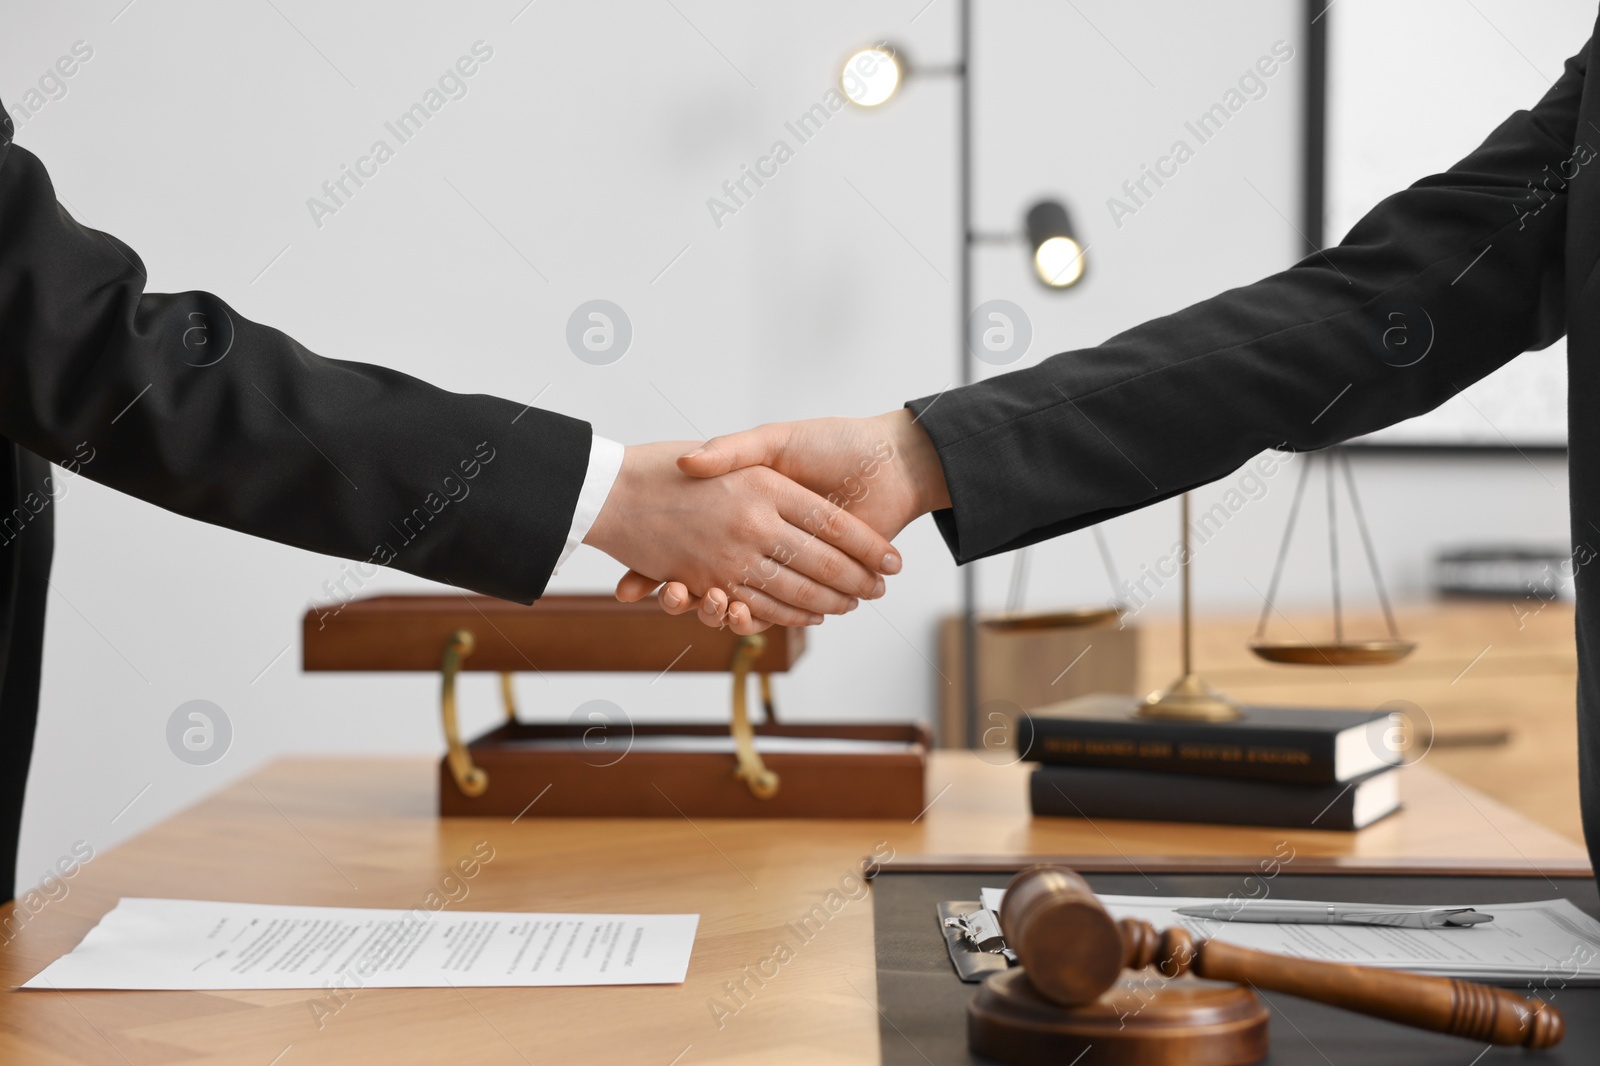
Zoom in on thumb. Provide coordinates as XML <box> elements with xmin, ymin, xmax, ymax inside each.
<box><xmin>678</xmin><ymin>424</ymin><xmax>786</xmax><ymax>479</ymax></box>
<box><xmin>614</xmin><ymin>569</ymin><xmax>662</xmax><ymax>602</ymax></box>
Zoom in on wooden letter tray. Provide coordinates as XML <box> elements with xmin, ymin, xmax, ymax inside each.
<box><xmin>302</xmin><ymin>594</ymin><xmax>928</xmax><ymax>818</ymax></box>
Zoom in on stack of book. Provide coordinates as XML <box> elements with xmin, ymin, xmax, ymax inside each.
<box><xmin>1020</xmin><ymin>694</ymin><xmax>1404</xmax><ymax>830</ymax></box>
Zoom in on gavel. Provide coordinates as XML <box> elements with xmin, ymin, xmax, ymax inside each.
<box><xmin>968</xmin><ymin>866</ymin><xmax>1563</xmax><ymax>1066</ymax></box>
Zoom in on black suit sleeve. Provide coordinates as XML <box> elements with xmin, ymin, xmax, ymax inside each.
<box><xmin>0</xmin><ymin>116</ymin><xmax>590</xmax><ymax>604</ymax></box>
<box><xmin>909</xmin><ymin>42</ymin><xmax>1587</xmax><ymax>564</ymax></box>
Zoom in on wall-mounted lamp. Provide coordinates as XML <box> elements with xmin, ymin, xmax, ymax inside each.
<box><xmin>840</xmin><ymin>45</ymin><xmax>904</xmax><ymax>107</ymax></box>
<box><xmin>1025</xmin><ymin>200</ymin><xmax>1086</xmax><ymax>289</ymax></box>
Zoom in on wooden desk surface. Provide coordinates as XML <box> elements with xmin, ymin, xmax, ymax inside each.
<box><xmin>0</xmin><ymin>754</ymin><xmax>1588</xmax><ymax>1065</ymax></box>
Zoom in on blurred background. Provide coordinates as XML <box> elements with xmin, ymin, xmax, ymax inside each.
<box><xmin>2</xmin><ymin>0</ymin><xmax>1588</xmax><ymax>895</ymax></box>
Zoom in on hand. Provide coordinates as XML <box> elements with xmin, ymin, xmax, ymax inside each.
<box><xmin>615</xmin><ymin>411</ymin><xmax>951</xmax><ymax>630</ymax></box>
<box><xmin>586</xmin><ymin>440</ymin><xmax>901</xmax><ymax>628</ymax></box>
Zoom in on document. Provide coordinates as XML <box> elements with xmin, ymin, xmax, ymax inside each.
<box><xmin>980</xmin><ymin>889</ymin><xmax>1600</xmax><ymax>984</ymax></box>
<box><xmin>24</xmin><ymin>898</ymin><xmax>699</xmax><ymax>991</ymax></box>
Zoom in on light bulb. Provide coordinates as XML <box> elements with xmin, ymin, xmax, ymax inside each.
<box><xmin>1034</xmin><ymin>236</ymin><xmax>1085</xmax><ymax>288</ymax></box>
<box><xmin>841</xmin><ymin>47</ymin><xmax>902</xmax><ymax>107</ymax></box>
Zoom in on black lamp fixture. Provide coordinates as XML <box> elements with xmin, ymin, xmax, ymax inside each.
<box><xmin>1025</xmin><ymin>200</ymin><xmax>1087</xmax><ymax>289</ymax></box>
<box><xmin>841</xmin><ymin>8</ymin><xmax>1087</xmax><ymax>747</ymax></box>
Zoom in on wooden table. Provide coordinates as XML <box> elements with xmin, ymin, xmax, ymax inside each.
<box><xmin>0</xmin><ymin>754</ymin><xmax>1587</xmax><ymax>1065</ymax></box>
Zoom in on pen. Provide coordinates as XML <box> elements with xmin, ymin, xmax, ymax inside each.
<box><xmin>1173</xmin><ymin>902</ymin><xmax>1495</xmax><ymax>929</ymax></box>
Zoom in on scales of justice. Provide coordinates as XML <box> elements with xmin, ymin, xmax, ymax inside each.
<box><xmin>996</xmin><ymin>446</ymin><xmax>1415</xmax><ymax>719</ymax></box>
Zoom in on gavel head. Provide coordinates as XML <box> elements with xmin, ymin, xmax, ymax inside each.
<box><xmin>998</xmin><ymin>866</ymin><xmax>1128</xmax><ymax>1006</ymax></box>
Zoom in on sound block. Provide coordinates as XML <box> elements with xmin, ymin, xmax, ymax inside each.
<box><xmin>968</xmin><ymin>968</ymin><xmax>1270</xmax><ymax>1066</ymax></box>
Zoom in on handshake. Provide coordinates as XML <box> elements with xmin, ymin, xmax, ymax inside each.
<box><xmin>582</xmin><ymin>409</ymin><xmax>952</xmax><ymax>634</ymax></box>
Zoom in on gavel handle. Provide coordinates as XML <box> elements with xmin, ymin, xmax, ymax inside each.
<box><xmin>1190</xmin><ymin>937</ymin><xmax>1563</xmax><ymax>1048</ymax></box>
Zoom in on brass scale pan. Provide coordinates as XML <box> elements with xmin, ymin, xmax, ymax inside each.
<box><xmin>1249</xmin><ymin>448</ymin><xmax>1414</xmax><ymax>667</ymax></box>
<box><xmin>1248</xmin><ymin>637</ymin><xmax>1415</xmax><ymax>666</ymax></box>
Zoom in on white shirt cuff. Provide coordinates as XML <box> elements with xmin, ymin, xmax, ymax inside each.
<box><xmin>554</xmin><ymin>434</ymin><xmax>624</xmax><ymax>573</ymax></box>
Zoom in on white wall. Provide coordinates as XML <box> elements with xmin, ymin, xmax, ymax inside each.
<box><xmin>1</xmin><ymin>1</ymin><xmax>1569</xmax><ymax>896</ymax></box>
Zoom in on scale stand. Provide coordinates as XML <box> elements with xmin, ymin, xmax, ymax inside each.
<box><xmin>1137</xmin><ymin>492</ymin><xmax>1242</xmax><ymax>722</ymax></box>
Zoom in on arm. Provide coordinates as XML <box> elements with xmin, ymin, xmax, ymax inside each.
<box><xmin>654</xmin><ymin>34</ymin><xmax>1586</xmax><ymax>599</ymax></box>
<box><xmin>910</xmin><ymin>39</ymin><xmax>1584</xmax><ymax>562</ymax></box>
<box><xmin>0</xmin><ymin>120</ymin><xmax>895</xmax><ymax>617</ymax></box>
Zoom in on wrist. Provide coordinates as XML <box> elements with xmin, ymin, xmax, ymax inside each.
<box><xmin>583</xmin><ymin>445</ymin><xmax>637</xmax><ymax>559</ymax></box>
<box><xmin>881</xmin><ymin>408</ymin><xmax>951</xmax><ymax>516</ymax></box>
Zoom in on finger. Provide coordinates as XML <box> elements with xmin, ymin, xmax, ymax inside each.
<box><xmin>698</xmin><ymin>588</ymin><xmax>730</xmax><ymax>627</ymax></box>
<box><xmin>614</xmin><ymin>570</ymin><xmax>661</xmax><ymax>603</ymax></box>
<box><xmin>678</xmin><ymin>424</ymin><xmax>787</xmax><ymax>479</ymax></box>
<box><xmin>730</xmin><ymin>582</ymin><xmax>826</xmax><ymax>628</ymax></box>
<box><xmin>780</xmin><ymin>486</ymin><xmax>901</xmax><ymax>581</ymax></box>
<box><xmin>715</xmin><ymin>474</ymin><xmax>878</xmax><ymax>613</ymax></box>
<box><xmin>763</xmin><ymin>492</ymin><xmax>892</xmax><ymax>601</ymax></box>
<box><xmin>657</xmin><ymin>582</ymin><xmax>699</xmax><ymax>616</ymax></box>
<box><xmin>725</xmin><ymin>600</ymin><xmax>772</xmax><ymax>636</ymax></box>
<box><xmin>733</xmin><ymin>554</ymin><xmax>860</xmax><ymax>616</ymax></box>
<box><xmin>781</xmin><ymin>534</ymin><xmax>886</xmax><ymax>604</ymax></box>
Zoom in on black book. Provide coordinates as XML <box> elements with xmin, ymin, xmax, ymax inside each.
<box><xmin>1029</xmin><ymin>763</ymin><xmax>1401</xmax><ymax>831</ymax></box>
<box><xmin>1020</xmin><ymin>694</ymin><xmax>1401</xmax><ymax>784</ymax></box>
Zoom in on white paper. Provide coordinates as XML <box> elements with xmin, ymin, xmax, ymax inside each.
<box><xmin>24</xmin><ymin>898</ymin><xmax>699</xmax><ymax>990</ymax></box>
<box><xmin>980</xmin><ymin>890</ymin><xmax>1600</xmax><ymax>983</ymax></box>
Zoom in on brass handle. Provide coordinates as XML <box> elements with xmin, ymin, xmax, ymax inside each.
<box><xmin>499</xmin><ymin>671</ymin><xmax>518</xmax><ymax>721</ymax></box>
<box><xmin>730</xmin><ymin>635</ymin><xmax>779</xmax><ymax>799</ymax></box>
<box><xmin>441</xmin><ymin>629</ymin><xmax>489</xmax><ymax>797</ymax></box>
<box><xmin>759</xmin><ymin>671</ymin><xmax>777</xmax><ymax>723</ymax></box>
